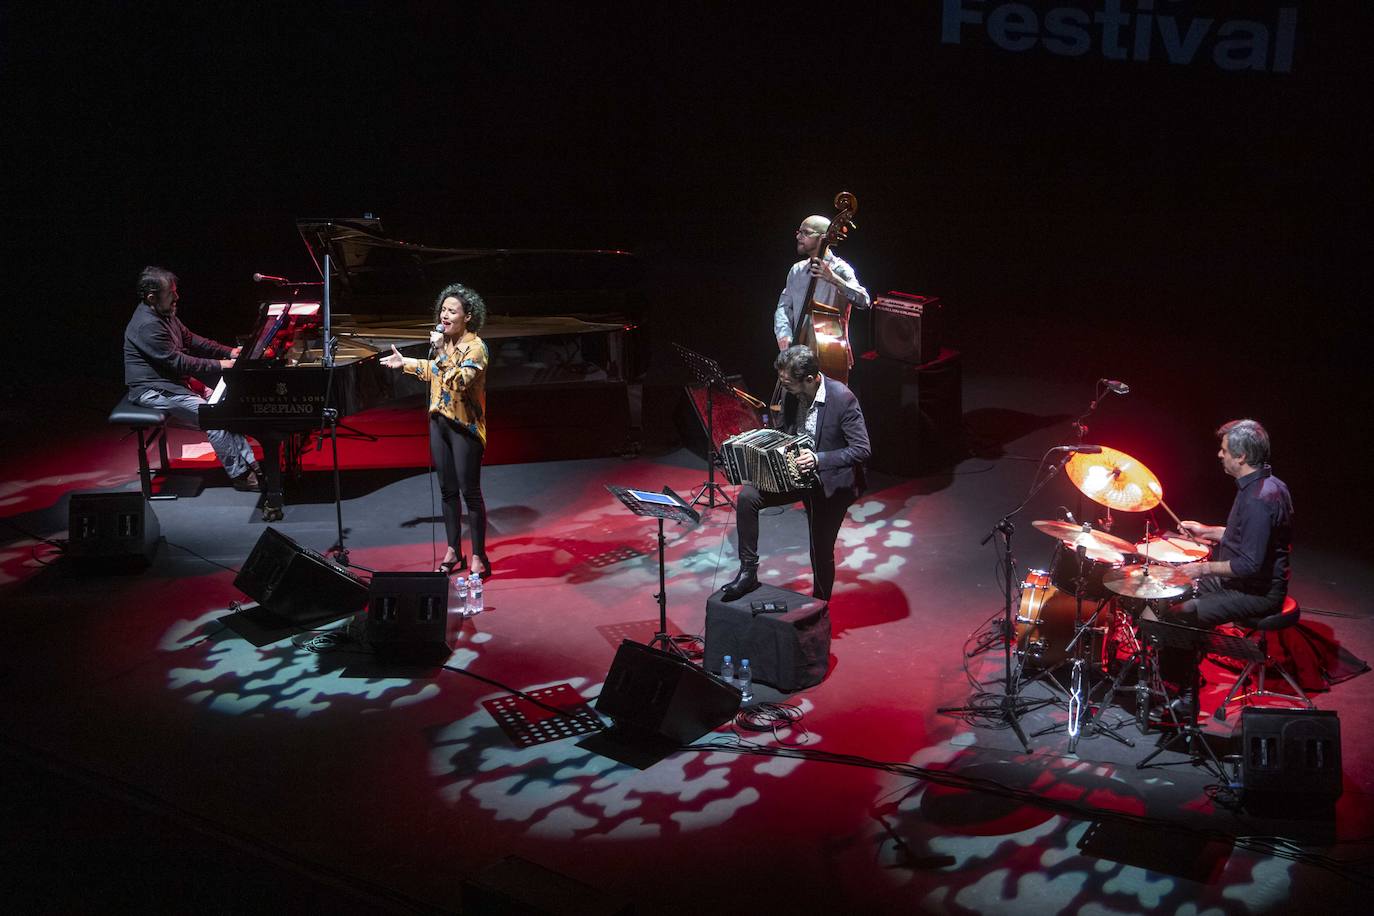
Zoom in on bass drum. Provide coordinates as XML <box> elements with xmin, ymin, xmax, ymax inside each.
<box><xmin>1015</xmin><ymin>571</ymin><xmax>1107</xmax><ymax>672</ymax></box>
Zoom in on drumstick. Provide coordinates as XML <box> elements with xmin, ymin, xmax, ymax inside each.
<box><xmin>1160</xmin><ymin>499</ymin><xmax>1208</xmax><ymax>544</ymax></box>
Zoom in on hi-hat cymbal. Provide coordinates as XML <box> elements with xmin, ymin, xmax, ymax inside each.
<box><xmin>1031</xmin><ymin>519</ymin><xmax>1135</xmax><ymax>560</ymax></box>
<box><xmin>1066</xmin><ymin>446</ymin><xmax>1163</xmax><ymax>512</ymax></box>
<box><xmin>1102</xmin><ymin>563</ymin><xmax>1193</xmax><ymax>599</ymax></box>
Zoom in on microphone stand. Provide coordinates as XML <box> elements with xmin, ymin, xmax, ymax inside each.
<box><xmin>318</xmin><ymin>253</ymin><xmax>356</xmax><ymax>569</ymax></box>
<box><xmin>939</xmin><ymin>448</ymin><xmax>1072</xmax><ymax>752</ymax></box>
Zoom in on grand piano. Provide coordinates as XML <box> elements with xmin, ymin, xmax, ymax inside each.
<box><xmin>200</xmin><ymin>217</ymin><xmax>645</xmax><ymax>520</ymax></box>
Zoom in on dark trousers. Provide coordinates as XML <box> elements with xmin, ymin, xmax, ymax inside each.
<box><xmin>736</xmin><ymin>483</ymin><xmax>855</xmax><ymax>600</ymax></box>
<box><xmin>429</xmin><ymin>414</ymin><xmax>487</xmax><ymax>560</ymax></box>
<box><xmin>1160</xmin><ymin>576</ymin><xmax>1286</xmax><ymax>693</ymax></box>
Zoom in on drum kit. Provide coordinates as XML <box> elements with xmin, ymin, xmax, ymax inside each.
<box><xmin>1010</xmin><ymin>446</ymin><xmax>1213</xmax><ymax>749</ymax></box>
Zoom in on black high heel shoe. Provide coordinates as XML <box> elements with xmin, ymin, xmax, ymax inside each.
<box><xmin>437</xmin><ymin>555</ymin><xmax>467</xmax><ymax>576</ymax></box>
<box><xmin>472</xmin><ymin>554</ymin><xmax>492</xmax><ymax>581</ymax></box>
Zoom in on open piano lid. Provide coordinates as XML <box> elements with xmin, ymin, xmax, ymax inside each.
<box><xmin>295</xmin><ymin>218</ymin><xmax>644</xmax><ymax>333</ymax></box>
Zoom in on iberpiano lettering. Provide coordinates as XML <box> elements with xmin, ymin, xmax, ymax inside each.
<box><xmin>941</xmin><ymin>0</ymin><xmax>1299</xmax><ymax>74</ymax></box>
<box><xmin>243</xmin><ymin>394</ymin><xmax>325</xmax><ymax>415</ymax></box>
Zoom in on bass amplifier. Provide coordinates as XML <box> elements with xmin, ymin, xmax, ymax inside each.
<box><xmin>874</xmin><ymin>292</ymin><xmax>942</xmax><ymax>366</ymax></box>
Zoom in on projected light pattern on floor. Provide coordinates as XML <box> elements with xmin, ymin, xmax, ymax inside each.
<box><xmin>431</xmin><ymin>683</ymin><xmax>818</xmax><ymax>839</ymax></box>
<box><xmin>159</xmin><ymin>607</ymin><xmax>471</xmax><ymax>717</ymax></box>
<box><xmin>876</xmin><ymin>732</ymin><xmax>1295</xmax><ymax>914</ymax></box>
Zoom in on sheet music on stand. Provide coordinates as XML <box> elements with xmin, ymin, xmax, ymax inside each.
<box><xmin>1136</xmin><ymin>618</ymin><xmax>1264</xmax><ymax>663</ymax></box>
<box><xmin>608</xmin><ymin>486</ymin><xmax>701</xmax><ymax>526</ymax></box>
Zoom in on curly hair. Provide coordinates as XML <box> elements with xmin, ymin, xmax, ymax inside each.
<box><xmin>774</xmin><ymin>344</ymin><xmax>820</xmax><ymax>381</ymax></box>
<box><xmin>433</xmin><ymin>283</ymin><xmax>487</xmax><ymax>334</ymax></box>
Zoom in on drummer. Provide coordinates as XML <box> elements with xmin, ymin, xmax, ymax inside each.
<box><xmin>1159</xmin><ymin>419</ymin><xmax>1294</xmax><ymax>717</ymax></box>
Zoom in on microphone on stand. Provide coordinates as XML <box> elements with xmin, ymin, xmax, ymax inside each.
<box><xmin>252</xmin><ymin>272</ymin><xmax>289</xmax><ymax>284</ymax></box>
<box><xmin>1052</xmin><ymin>445</ymin><xmax>1104</xmax><ymax>454</ymax></box>
<box><xmin>1099</xmin><ymin>378</ymin><xmax>1130</xmax><ymax>395</ymax></box>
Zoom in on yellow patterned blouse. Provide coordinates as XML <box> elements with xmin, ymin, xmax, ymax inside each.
<box><xmin>400</xmin><ymin>334</ymin><xmax>489</xmax><ymax>446</ymax></box>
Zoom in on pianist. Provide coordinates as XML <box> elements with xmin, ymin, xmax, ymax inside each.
<box><xmin>381</xmin><ymin>283</ymin><xmax>491</xmax><ymax>580</ymax></box>
<box><xmin>122</xmin><ymin>266</ymin><xmax>262</xmax><ymax>491</ymax></box>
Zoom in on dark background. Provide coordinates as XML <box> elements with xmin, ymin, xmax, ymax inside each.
<box><xmin>4</xmin><ymin>1</ymin><xmax>1369</xmax><ymax>530</ymax></box>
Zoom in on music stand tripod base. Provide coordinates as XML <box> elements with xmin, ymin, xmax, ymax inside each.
<box><xmin>607</xmin><ymin>485</ymin><xmax>701</xmax><ymax>660</ymax></box>
<box><xmin>673</xmin><ymin>342</ymin><xmax>738</xmax><ymax>511</ymax></box>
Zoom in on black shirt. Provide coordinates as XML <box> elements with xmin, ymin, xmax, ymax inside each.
<box><xmin>123</xmin><ymin>302</ymin><xmax>231</xmax><ymax>396</ymax></box>
<box><xmin>1217</xmin><ymin>465</ymin><xmax>1292</xmax><ymax>594</ymax></box>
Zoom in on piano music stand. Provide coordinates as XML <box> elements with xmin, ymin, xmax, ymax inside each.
<box><xmin>673</xmin><ymin>343</ymin><xmax>735</xmax><ymax>511</ymax></box>
<box><xmin>607</xmin><ymin>485</ymin><xmax>701</xmax><ymax>660</ymax></box>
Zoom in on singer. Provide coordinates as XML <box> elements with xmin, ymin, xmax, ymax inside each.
<box><xmin>381</xmin><ymin>284</ymin><xmax>491</xmax><ymax>579</ymax></box>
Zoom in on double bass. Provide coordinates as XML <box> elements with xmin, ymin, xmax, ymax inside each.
<box><xmin>768</xmin><ymin>191</ymin><xmax>859</xmax><ymax>423</ymax></box>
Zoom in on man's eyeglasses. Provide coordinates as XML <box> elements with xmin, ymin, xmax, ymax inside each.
<box><xmin>795</xmin><ymin>228</ymin><xmax>822</xmax><ymax>238</ymax></box>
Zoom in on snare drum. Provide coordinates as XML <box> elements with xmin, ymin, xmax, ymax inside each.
<box><xmin>1133</xmin><ymin>534</ymin><xmax>1209</xmax><ymax>565</ymax></box>
<box><xmin>1015</xmin><ymin>570</ymin><xmax>1108</xmax><ymax>672</ymax></box>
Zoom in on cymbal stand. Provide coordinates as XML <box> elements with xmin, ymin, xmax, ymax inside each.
<box><xmin>1069</xmin><ymin>378</ymin><xmax>1126</xmax><ymax>531</ymax></box>
<box><xmin>1030</xmin><ymin>545</ymin><xmax>1134</xmax><ymax>752</ymax></box>
<box><xmin>940</xmin><ymin>448</ymin><xmax>1074</xmax><ymax>752</ymax></box>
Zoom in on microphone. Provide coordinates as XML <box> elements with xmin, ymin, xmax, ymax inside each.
<box><xmin>252</xmin><ymin>273</ymin><xmax>289</xmax><ymax>284</ymax></box>
<box><xmin>1100</xmin><ymin>378</ymin><xmax>1130</xmax><ymax>395</ymax></box>
<box><xmin>1052</xmin><ymin>445</ymin><xmax>1104</xmax><ymax>454</ymax></box>
<box><xmin>430</xmin><ymin>323</ymin><xmax>444</xmax><ymax>354</ymax></box>
<box><xmin>1058</xmin><ymin>506</ymin><xmax>1077</xmax><ymax>524</ymax></box>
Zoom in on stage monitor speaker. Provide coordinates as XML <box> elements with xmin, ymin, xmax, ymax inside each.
<box><xmin>234</xmin><ymin>527</ymin><xmax>368</xmax><ymax>623</ymax></box>
<box><xmin>1240</xmin><ymin>707</ymin><xmax>1342</xmax><ymax>803</ymax></box>
<box><xmin>595</xmin><ymin>640</ymin><xmax>739</xmax><ymax>745</ymax></box>
<box><xmin>874</xmin><ymin>292</ymin><xmax>942</xmax><ymax>365</ymax></box>
<box><xmin>365</xmin><ymin>571</ymin><xmax>451</xmax><ymax>659</ymax></box>
<box><xmin>66</xmin><ymin>491</ymin><xmax>160</xmax><ymax>567</ymax></box>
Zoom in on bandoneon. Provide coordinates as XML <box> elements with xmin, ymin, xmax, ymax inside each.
<box><xmin>719</xmin><ymin>429</ymin><xmax>819</xmax><ymax>493</ymax></box>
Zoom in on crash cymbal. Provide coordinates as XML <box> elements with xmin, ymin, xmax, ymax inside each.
<box><xmin>1102</xmin><ymin>563</ymin><xmax>1193</xmax><ymax>599</ymax></box>
<box><xmin>1066</xmin><ymin>446</ymin><xmax>1163</xmax><ymax>512</ymax></box>
<box><xmin>1031</xmin><ymin>519</ymin><xmax>1135</xmax><ymax>560</ymax></box>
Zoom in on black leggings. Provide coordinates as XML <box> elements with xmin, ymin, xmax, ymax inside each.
<box><xmin>430</xmin><ymin>414</ymin><xmax>487</xmax><ymax>560</ymax></box>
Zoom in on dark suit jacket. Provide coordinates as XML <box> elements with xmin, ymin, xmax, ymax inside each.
<box><xmin>782</xmin><ymin>376</ymin><xmax>871</xmax><ymax>498</ymax></box>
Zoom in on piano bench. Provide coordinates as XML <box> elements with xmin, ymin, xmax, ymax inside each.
<box><xmin>109</xmin><ymin>396</ymin><xmax>174</xmax><ymax>500</ymax></box>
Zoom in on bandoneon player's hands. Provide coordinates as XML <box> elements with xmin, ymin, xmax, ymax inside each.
<box><xmin>796</xmin><ymin>448</ymin><xmax>817</xmax><ymax>472</ymax></box>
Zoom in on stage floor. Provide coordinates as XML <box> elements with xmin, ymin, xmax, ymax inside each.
<box><xmin>2</xmin><ymin>371</ymin><xmax>1372</xmax><ymax>915</ymax></box>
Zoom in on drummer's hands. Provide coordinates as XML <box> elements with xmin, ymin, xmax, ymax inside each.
<box><xmin>1179</xmin><ymin>520</ymin><xmax>1214</xmax><ymax>542</ymax></box>
<box><xmin>1178</xmin><ymin>561</ymin><xmax>1208</xmax><ymax>580</ymax></box>
<box><xmin>381</xmin><ymin>345</ymin><xmax>405</xmax><ymax>369</ymax></box>
<box><xmin>796</xmin><ymin>448</ymin><xmax>817</xmax><ymax>472</ymax></box>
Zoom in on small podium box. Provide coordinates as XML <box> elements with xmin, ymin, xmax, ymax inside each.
<box><xmin>704</xmin><ymin>583</ymin><xmax>831</xmax><ymax>691</ymax></box>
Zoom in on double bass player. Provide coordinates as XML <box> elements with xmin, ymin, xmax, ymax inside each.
<box><xmin>773</xmin><ymin>213</ymin><xmax>870</xmax><ymax>351</ymax></box>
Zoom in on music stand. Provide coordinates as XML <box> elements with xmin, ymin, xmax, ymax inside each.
<box><xmin>1135</xmin><ymin>618</ymin><xmax>1261</xmax><ymax>780</ymax></box>
<box><xmin>672</xmin><ymin>343</ymin><xmax>735</xmax><ymax>510</ymax></box>
<box><xmin>607</xmin><ymin>485</ymin><xmax>701</xmax><ymax>660</ymax></box>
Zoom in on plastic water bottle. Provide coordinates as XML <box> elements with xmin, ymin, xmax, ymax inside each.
<box><xmin>720</xmin><ymin>654</ymin><xmax>735</xmax><ymax>683</ymax></box>
<box><xmin>738</xmin><ymin>658</ymin><xmax>754</xmax><ymax>704</ymax></box>
<box><xmin>454</xmin><ymin>574</ymin><xmax>469</xmax><ymax>613</ymax></box>
<box><xmin>467</xmin><ymin>574</ymin><xmax>484</xmax><ymax>615</ymax></box>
